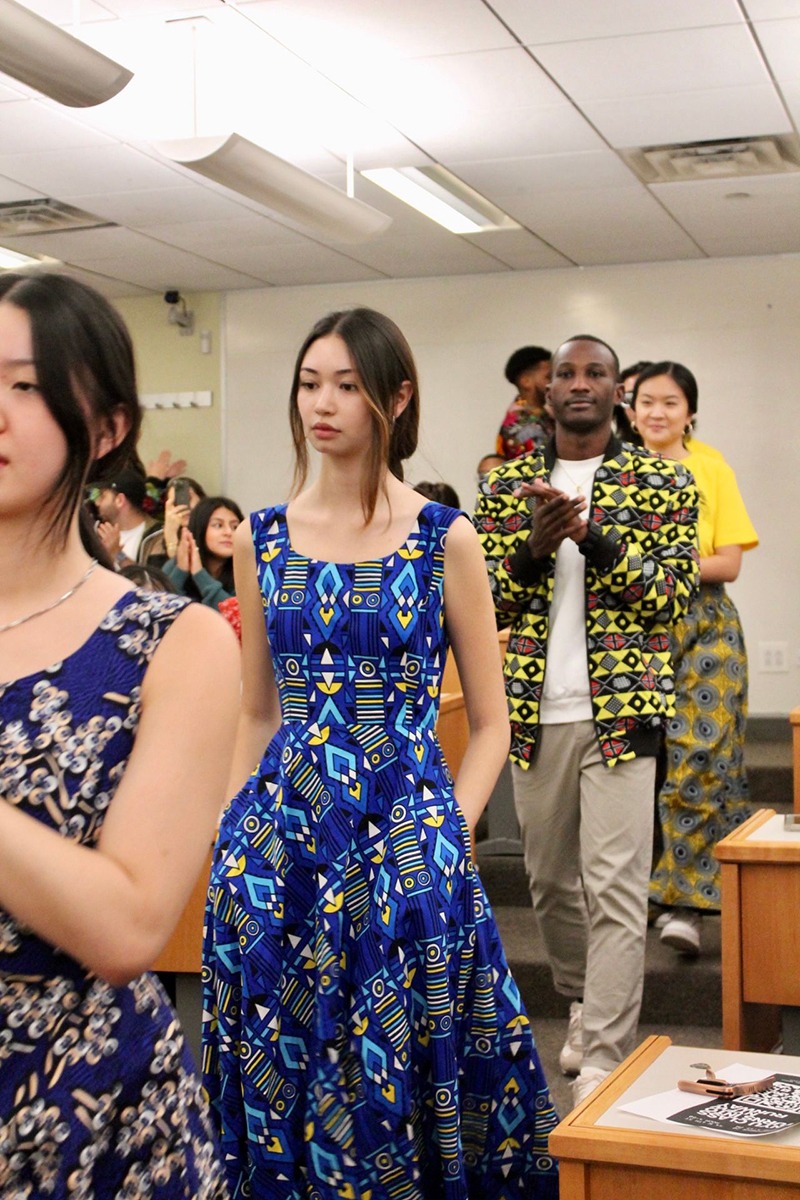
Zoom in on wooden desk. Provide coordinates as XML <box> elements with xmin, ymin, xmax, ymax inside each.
<box><xmin>550</xmin><ymin>1035</ymin><xmax>800</xmax><ymax>1199</ymax></box>
<box><xmin>791</xmin><ymin>706</ymin><xmax>800</xmax><ymax>813</ymax></box>
<box><xmin>717</xmin><ymin>807</ymin><xmax>800</xmax><ymax>1052</ymax></box>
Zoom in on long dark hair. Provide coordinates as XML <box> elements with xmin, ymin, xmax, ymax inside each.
<box><xmin>0</xmin><ymin>272</ymin><xmax>140</xmax><ymax>546</ymax></box>
<box><xmin>288</xmin><ymin>307</ymin><xmax>420</xmax><ymax>522</ymax></box>
<box><xmin>632</xmin><ymin>361</ymin><xmax>699</xmax><ymax>415</ymax></box>
<box><xmin>187</xmin><ymin>496</ymin><xmax>244</xmax><ymax>596</ymax></box>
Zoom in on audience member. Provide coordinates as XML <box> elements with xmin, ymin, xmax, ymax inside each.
<box><xmin>617</xmin><ymin>360</ymin><xmax>652</xmax><ymax>442</ymax></box>
<box><xmin>95</xmin><ymin>469</ymin><xmax>158</xmax><ymax>567</ymax></box>
<box><xmin>202</xmin><ymin>306</ymin><xmax>559</xmax><ymax>1197</ymax></box>
<box><xmin>475</xmin><ymin>333</ymin><xmax>699</xmax><ymax>1106</ymax></box>
<box><xmin>413</xmin><ymin>479</ymin><xmax>461</xmax><ymax>507</ymax></box>
<box><xmin>139</xmin><ymin>475</ymin><xmax>206</xmax><ymax>567</ymax></box>
<box><xmin>0</xmin><ymin>271</ymin><xmax>238</xmax><ymax>1195</ymax></box>
<box><xmin>497</xmin><ymin>344</ymin><xmax>553</xmax><ymax>459</ymax></box>
<box><xmin>118</xmin><ymin>561</ymin><xmax>178</xmax><ymax>593</ymax></box>
<box><xmin>163</xmin><ymin>495</ymin><xmax>243</xmax><ymax>608</ymax></box>
<box><xmin>631</xmin><ymin>362</ymin><xmax>758</xmax><ymax>955</ymax></box>
<box><xmin>477</xmin><ymin>451</ymin><xmax>506</xmax><ymax>479</ymax></box>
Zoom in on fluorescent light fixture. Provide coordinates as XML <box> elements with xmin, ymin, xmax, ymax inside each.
<box><xmin>0</xmin><ymin>245</ymin><xmax>48</xmax><ymax>269</ymax></box>
<box><xmin>361</xmin><ymin>165</ymin><xmax>520</xmax><ymax>235</ymax></box>
<box><xmin>155</xmin><ymin>133</ymin><xmax>392</xmax><ymax>244</ymax></box>
<box><xmin>0</xmin><ymin>0</ymin><xmax>132</xmax><ymax>107</ymax></box>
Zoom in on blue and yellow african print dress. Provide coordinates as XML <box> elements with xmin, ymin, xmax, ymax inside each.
<box><xmin>202</xmin><ymin>502</ymin><xmax>558</xmax><ymax>1200</ymax></box>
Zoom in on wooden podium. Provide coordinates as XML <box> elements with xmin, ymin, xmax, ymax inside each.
<box><xmin>717</xmin><ymin>807</ymin><xmax>800</xmax><ymax>1052</ymax></box>
<box><xmin>550</xmin><ymin>1035</ymin><xmax>800</xmax><ymax>1199</ymax></box>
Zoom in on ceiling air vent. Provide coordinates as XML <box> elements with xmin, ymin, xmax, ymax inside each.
<box><xmin>620</xmin><ymin>134</ymin><xmax>800</xmax><ymax>184</ymax></box>
<box><xmin>0</xmin><ymin>198</ymin><xmax>113</xmax><ymax>237</ymax></box>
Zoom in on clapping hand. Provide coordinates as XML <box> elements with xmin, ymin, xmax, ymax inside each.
<box><xmin>514</xmin><ymin>479</ymin><xmax>587</xmax><ymax>557</ymax></box>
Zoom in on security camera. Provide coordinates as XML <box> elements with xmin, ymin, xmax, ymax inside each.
<box><xmin>164</xmin><ymin>290</ymin><xmax>194</xmax><ymax>335</ymax></box>
<box><xmin>164</xmin><ymin>289</ymin><xmax>180</xmax><ymax>305</ymax></box>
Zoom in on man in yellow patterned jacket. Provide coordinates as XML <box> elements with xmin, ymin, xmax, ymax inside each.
<box><xmin>474</xmin><ymin>334</ymin><xmax>698</xmax><ymax>1107</ymax></box>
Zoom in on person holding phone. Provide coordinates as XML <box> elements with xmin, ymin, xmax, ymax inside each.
<box><xmin>163</xmin><ymin>495</ymin><xmax>243</xmax><ymax>609</ymax></box>
<box><xmin>202</xmin><ymin>308</ymin><xmax>559</xmax><ymax>1198</ymax></box>
<box><xmin>0</xmin><ymin>273</ymin><xmax>238</xmax><ymax>1195</ymax></box>
<box><xmin>138</xmin><ymin>474</ymin><xmax>206</xmax><ymax>568</ymax></box>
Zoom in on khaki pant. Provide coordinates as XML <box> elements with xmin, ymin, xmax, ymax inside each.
<box><xmin>512</xmin><ymin>721</ymin><xmax>655</xmax><ymax>1072</ymax></box>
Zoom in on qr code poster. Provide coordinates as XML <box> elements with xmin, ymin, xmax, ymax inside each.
<box><xmin>668</xmin><ymin>1075</ymin><xmax>800</xmax><ymax>1138</ymax></box>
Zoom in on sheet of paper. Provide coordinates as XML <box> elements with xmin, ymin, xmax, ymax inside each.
<box><xmin>619</xmin><ymin>1064</ymin><xmax>800</xmax><ymax>1139</ymax></box>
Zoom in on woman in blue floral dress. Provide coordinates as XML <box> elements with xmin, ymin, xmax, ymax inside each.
<box><xmin>202</xmin><ymin>308</ymin><xmax>559</xmax><ymax>1199</ymax></box>
<box><xmin>0</xmin><ymin>274</ymin><xmax>239</xmax><ymax>1197</ymax></box>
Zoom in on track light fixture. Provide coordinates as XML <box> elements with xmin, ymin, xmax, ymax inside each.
<box><xmin>155</xmin><ymin>133</ymin><xmax>392</xmax><ymax>244</ymax></box>
<box><xmin>0</xmin><ymin>0</ymin><xmax>133</xmax><ymax>108</ymax></box>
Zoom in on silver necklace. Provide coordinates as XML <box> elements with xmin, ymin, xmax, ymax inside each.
<box><xmin>0</xmin><ymin>559</ymin><xmax>98</xmax><ymax>634</ymax></box>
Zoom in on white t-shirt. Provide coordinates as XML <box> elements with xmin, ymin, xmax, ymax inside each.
<box><xmin>119</xmin><ymin>521</ymin><xmax>147</xmax><ymax>562</ymax></box>
<box><xmin>540</xmin><ymin>455</ymin><xmax>604</xmax><ymax>725</ymax></box>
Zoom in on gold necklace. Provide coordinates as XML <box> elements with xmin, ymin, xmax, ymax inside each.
<box><xmin>0</xmin><ymin>559</ymin><xmax>98</xmax><ymax>635</ymax></box>
<box><xmin>556</xmin><ymin>459</ymin><xmax>598</xmax><ymax>497</ymax></box>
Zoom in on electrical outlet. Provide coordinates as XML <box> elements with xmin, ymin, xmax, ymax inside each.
<box><xmin>758</xmin><ymin>642</ymin><xmax>789</xmax><ymax>672</ymax></box>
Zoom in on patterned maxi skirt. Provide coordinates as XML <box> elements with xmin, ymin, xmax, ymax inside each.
<box><xmin>650</xmin><ymin>583</ymin><xmax>751</xmax><ymax>911</ymax></box>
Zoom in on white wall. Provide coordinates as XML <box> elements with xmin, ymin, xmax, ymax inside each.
<box><xmin>222</xmin><ymin>254</ymin><xmax>800</xmax><ymax>717</ymax></box>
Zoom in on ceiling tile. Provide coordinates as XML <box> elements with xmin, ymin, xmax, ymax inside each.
<box><xmin>0</xmin><ymin>176</ymin><xmax>46</xmax><ymax>203</ymax></box>
<box><xmin>490</xmin><ymin>187</ymin><xmax>704</xmax><ymax>264</ymax></box>
<box><xmin>534</xmin><ymin>25</ymin><xmax>769</xmax><ymax>102</ymax></box>
<box><xmin>753</xmin><ymin>17</ymin><xmax>800</xmax><ymax>80</ymax></box>
<box><xmin>650</xmin><ymin>173</ymin><xmax>800</xmax><ymax>255</ymax></box>
<box><xmin>64</xmin><ymin>186</ymin><xmax>271</xmax><ymax>228</ymax></box>
<box><xmin>239</xmin><ymin>0</ymin><xmax>514</xmax><ymax>60</ymax></box>
<box><xmin>0</xmin><ymin>101</ymin><xmax>115</xmax><ymax>154</ymax></box>
<box><xmin>0</xmin><ymin>143</ymin><xmax>186</xmax><ymax>198</ymax></box>
<box><xmin>226</xmin><ymin>241</ymin><xmax>386</xmax><ymax>286</ymax></box>
<box><xmin>336</xmin><ymin>235</ymin><xmax>510</xmax><ymax>279</ymax></box>
<box><xmin>491</xmin><ymin>0</ymin><xmax>743</xmax><ymax>43</ymax></box>
<box><xmin>585</xmin><ymin>84</ymin><xmax>792</xmax><ymax>147</ymax></box>
<box><xmin>462</xmin><ymin>228</ymin><xmax>574</xmax><ymax>269</ymax></box>
<box><xmin>450</xmin><ymin>150</ymin><xmax>639</xmax><ymax>196</ymax></box>
<box><xmin>741</xmin><ymin>0</ymin><xmax>800</xmax><ymax>15</ymax></box>
<box><xmin>133</xmin><ymin>216</ymin><xmax>308</xmax><ymax>252</ymax></box>
<box><xmin>404</xmin><ymin>104</ymin><xmax>604</xmax><ymax>161</ymax></box>
<box><xmin>11</xmin><ymin>1</ymin><xmax>114</xmax><ymax>21</ymax></box>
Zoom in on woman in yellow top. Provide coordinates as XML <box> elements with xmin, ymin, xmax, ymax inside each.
<box><xmin>631</xmin><ymin>361</ymin><xmax>758</xmax><ymax>956</ymax></box>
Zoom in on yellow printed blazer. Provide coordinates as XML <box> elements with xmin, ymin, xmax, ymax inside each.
<box><xmin>474</xmin><ymin>436</ymin><xmax>699</xmax><ymax>769</ymax></box>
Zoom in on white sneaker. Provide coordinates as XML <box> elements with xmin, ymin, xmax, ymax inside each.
<box><xmin>572</xmin><ymin>1067</ymin><xmax>609</xmax><ymax>1107</ymax></box>
<box><xmin>660</xmin><ymin>911</ymin><xmax>701</xmax><ymax>955</ymax></box>
<box><xmin>559</xmin><ymin>1000</ymin><xmax>583</xmax><ymax>1076</ymax></box>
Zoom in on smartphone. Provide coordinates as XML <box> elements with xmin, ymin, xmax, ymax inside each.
<box><xmin>173</xmin><ymin>478</ymin><xmax>191</xmax><ymax>507</ymax></box>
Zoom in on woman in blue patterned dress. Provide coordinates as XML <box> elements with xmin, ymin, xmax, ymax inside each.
<box><xmin>203</xmin><ymin>308</ymin><xmax>559</xmax><ymax>1199</ymax></box>
<box><xmin>0</xmin><ymin>273</ymin><xmax>239</xmax><ymax>1197</ymax></box>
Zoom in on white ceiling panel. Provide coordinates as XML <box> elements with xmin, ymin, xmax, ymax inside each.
<box><xmin>0</xmin><ymin>144</ymin><xmax>186</xmax><ymax>198</ymax></box>
<box><xmin>491</xmin><ymin>187</ymin><xmax>704</xmax><ymax>264</ymax></box>
<box><xmin>491</xmin><ymin>0</ymin><xmax>744</xmax><ymax>44</ymax></box>
<box><xmin>462</xmin><ymin>228</ymin><xmax>573</xmax><ymax>270</ymax></box>
<box><xmin>534</xmin><ymin>25</ymin><xmax>770</xmax><ymax>102</ymax></box>
<box><xmin>752</xmin><ymin>17</ymin><xmax>800</xmax><ymax>79</ymax></box>
<box><xmin>741</xmin><ymin>0</ymin><xmax>800</xmax><ymax>16</ymax></box>
<box><xmin>239</xmin><ymin>0</ymin><xmax>514</xmax><ymax>60</ymax></box>
<box><xmin>0</xmin><ymin>0</ymin><xmax>795</xmax><ymax>292</ymax></box>
<box><xmin>404</xmin><ymin>104</ymin><xmax>604</xmax><ymax>162</ymax></box>
<box><xmin>651</xmin><ymin>173</ymin><xmax>800</xmax><ymax>255</ymax></box>
<box><xmin>64</xmin><ymin>186</ymin><xmax>269</xmax><ymax>229</ymax></box>
<box><xmin>0</xmin><ymin>100</ymin><xmax>115</xmax><ymax>154</ymax></box>
<box><xmin>585</xmin><ymin>84</ymin><xmax>792</xmax><ymax>148</ymax></box>
<box><xmin>134</xmin><ymin>216</ymin><xmax>309</xmax><ymax>253</ymax></box>
<box><xmin>450</xmin><ymin>150</ymin><xmax>640</xmax><ymax>196</ymax></box>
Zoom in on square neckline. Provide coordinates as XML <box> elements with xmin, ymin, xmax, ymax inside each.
<box><xmin>282</xmin><ymin>500</ymin><xmax>443</xmax><ymax>567</ymax></box>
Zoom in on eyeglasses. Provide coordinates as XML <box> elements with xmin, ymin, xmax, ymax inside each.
<box><xmin>678</xmin><ymin>1063</ymin><xmax>775</xmax><ymax>1099</ymax></box>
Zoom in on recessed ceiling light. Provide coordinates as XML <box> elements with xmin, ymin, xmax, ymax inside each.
<box><xmin>0</xmin><ymin>245</ymin><xmax>52</xmax><ymax>269</ymax></box>
<box><xmin>361</xmin><ymin>165</ymin><xmax>520</xmax><ymax>235</ymax></box>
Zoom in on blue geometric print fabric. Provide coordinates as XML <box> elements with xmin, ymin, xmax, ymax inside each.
<box><xmin>202</xmin><ymin>502</ymin><xmax>558</xmax><ymax>1199</ymax></box>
